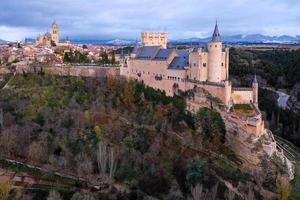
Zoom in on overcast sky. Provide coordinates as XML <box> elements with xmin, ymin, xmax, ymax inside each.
<box><xmin>0</xmin><ymin>0</ymin><xmax>300</xmax><ymax>41</ymax></box>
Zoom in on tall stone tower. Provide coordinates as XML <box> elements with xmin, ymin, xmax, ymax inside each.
<box><xmin>207</xmin><ymin>22</ymin><xmax>222</xmax><ymax>82</ymax></box>
<box><xmin>252</xmin><ymin>75</ymin><xmax>258</xmax><ymax>105</ymax></box>
<box><xmin>51</xmin><ymin>21</ymin><xmax>59</xmax><ymax>45</ymax></box>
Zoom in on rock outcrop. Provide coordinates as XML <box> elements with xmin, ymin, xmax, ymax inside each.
<box><xmin>287</xmin><ymin>82</ymin><xmax>300</xmax><ymax>115</ymax></box>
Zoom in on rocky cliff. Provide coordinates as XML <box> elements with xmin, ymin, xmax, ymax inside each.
<box><xmin>287</xmin><ymin>82</ymin><xmax>300</xmax><ymax>115</ymax></box>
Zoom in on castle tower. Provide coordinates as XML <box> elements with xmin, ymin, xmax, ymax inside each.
<box><xmin>207</xmin><ymin>22</ymin><xmax>222</xmax><ymax>82</ymax></box>
<box><xmin>51</xmin><ymin>20</ymin><xmax>59</xmax><ymax>45</ymax></box>
<box><xmin>141</xmin><ymin>32</ymin><xmax>167</xmax><ymax>48</ymax></box>
<box><xmin>252</xmin><ymin>75</ymin><xmax>258</xmax><ymax>105</ymax></box>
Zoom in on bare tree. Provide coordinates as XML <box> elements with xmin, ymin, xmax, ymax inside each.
<box><xmin>97</xmin><ymin>141</ymin><xmax>117</xmax><ymax>184</ymax></box>
<box><xmin>97</xmin><ymin>142</ymin><xmax>108</xmax><ymax>180</ymax></box>
<box><xmin>246</xmin><ymin>184</ymin><xmax>255</xmax><ymax>200</ymax></box>
<box><xmin>47</xmin><ymin>190</ymin><xmax>61</xmax><ymax>200</ymax></box>
<box><xmin>0</xmin><ymin>108</ymin><xmax>3</xmax><ymax>131</ymax></box>
<box><xmin>191</xmin><ymin>184</ymin><xmax>203</xmax><ymax>200</ymax></box>
<box><xmin>210</xmin><ymin>182</ymin><xmax>219</xmax><ymax>200</ymax></box>
<box><xmin>108</xmin><ymin>147</ymin><xmax>117</xmax><ymax>181</ymax></box>
<box><xmin>251</xmin><ymin>169</ymin><xmax>264</xmax><ymax>189</ymax></box>
<box><xmin>190</xmin><ymin>182</ymin><xmax>219</xmax><ymax>200</ymax></box>
<box><xmin>225</xmin><ymin>189</ymin><xmax>236</xmax><ymax>200</ymax></box>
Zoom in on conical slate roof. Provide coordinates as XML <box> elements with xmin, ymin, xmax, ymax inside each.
<box><xmin>211</xmin><ymin>22</ymin><xmax>221</xmax><ymax>42</ymax></box>
<box><xmin>253</xmin><ymin>74</ymin><xmax>258</xmax><ymax>83</ymax></box>
<box><xmin>52</xmin><ymin>20</ymin><xmax>58</xmax><ymax>27</ymax></box>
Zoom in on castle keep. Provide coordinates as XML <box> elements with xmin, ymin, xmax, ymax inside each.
<box><xmin>121</xmin><ymin>23</ymin><xmax>258</xmax><ymax>108</ymax></box>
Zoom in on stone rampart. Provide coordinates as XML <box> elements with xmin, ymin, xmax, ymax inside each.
<box><xmin>45</xmin><ymin>65</ymin><xmax>120</xmax><ymax>77</ymax></box>
<box><xmin>0</xmin><ymin>65</ymin><xmax>120</xmax><ymax>78</ymax></box>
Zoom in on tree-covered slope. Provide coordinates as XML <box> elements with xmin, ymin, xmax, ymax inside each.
<box><xmin>0</xmin><ymin>74</ymin><xmax>287</xmax><ymax>199</ymax></box>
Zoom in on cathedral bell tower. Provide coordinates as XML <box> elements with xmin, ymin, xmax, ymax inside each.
<box><xmin>51</xmin><ymin>20</ymin><xmax>59</xmax><ymax>45</ymax></box>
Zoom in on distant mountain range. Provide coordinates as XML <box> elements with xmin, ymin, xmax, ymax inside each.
<box><xmin>0</xmin><ymin>39</ymin><xmax>8</xmax><ymax>44</ymax></box>
<box><xmin>73</xmin><ymin>34</ymin><xmax>300</xmax><ymax>45</ymax></box>
<box><xmin>170</xmin><ymin>34</ymin><xmax>300</xmax><ymax>44</ymax></box>
<box><xmin>2</xmin><ymin>34</ymin><xmax>300</xmax><ymax>46</ymax></box>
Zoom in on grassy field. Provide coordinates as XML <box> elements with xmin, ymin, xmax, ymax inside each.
<box><xmin>233</xmin><ymin>104</ymin><xmax>256</xmax><ymax>117</ymax></box>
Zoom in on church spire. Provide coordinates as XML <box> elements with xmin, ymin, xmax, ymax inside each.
<box><xmin>253</xmin><ymin>74</ymin><xmax>258</xmax><ymax>83</ymax></box>
<box><xmin>211</xmin><ymin>20</ymin><xmax>221</xmax><ymax>42</ymax></box>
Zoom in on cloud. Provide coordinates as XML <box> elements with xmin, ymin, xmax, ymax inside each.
<box><xmin>0</xmin><ymin>26</ymin><xmax>40</xmax><ymax>41</ymax></box>
<box><xmin>0</xmin><ymin>0</ymin><xmax>300</xmax><ymax>41</ymax></box>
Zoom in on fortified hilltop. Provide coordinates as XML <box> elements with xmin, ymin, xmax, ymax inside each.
<box><xmin>120</xmin><ymin>23</ymin><xmax>294</xmax><ymax>191</ymax></box>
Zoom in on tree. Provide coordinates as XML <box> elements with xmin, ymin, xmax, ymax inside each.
<box><xmin>186</xmin><ymin>159</ymin><xmax>208</xmax><ymax>188</ymax></box>
<box><xmin>195</xmin><ymin>107</ymin><xmax>226</xmax><ymax>149</ymax></box>
<box><xmin>190</xmin><ymin>184</ymin><xmax>203</xmax><ymax>200</ymax></box>
<box><xmin>71</xmin><ymin>192</ymin><xmax>95</xmax><ymax>200</ymax></box>
<box><xmin>277</xmin><ymin>176</ymin><xmax>291</xmax><ymax>200</ymax></box>
<box><xmin>28</xmin><ymin>142</ymin><xmax>45</xmax><ymax>163</ymax></box>
<box><xmin>0</xmin><ymin>181</ymin><xmax>11</xmax><ymax>200</ymax></box>
<box><xmin>97</xmin><ymin>142</ymin><xmax>117</xmax><ymax>183</ymax></box>
<box><xmin>99</xmin><ymin>52</ymin><xmax>109</xmax><ymax>64</ymax></box>
<box><xmin>225</xmin><ymin>189</ymin><xmax>236</xmax><ymax>200</ymax></box>
<box><xmin>47</xmin><ymin>190</ymin><xmax>61</xmax><ymax>200</ymax></box>
<box><xmin>111</xmin><ymin>52</ymin><xmax>116</xmax><ymax>64</ymax></box>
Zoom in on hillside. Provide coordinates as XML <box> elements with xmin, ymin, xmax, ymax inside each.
<box><xmin>0</xmin><ymin>74</ymin><xmax>293</xmax><ymax>199</ymax></box>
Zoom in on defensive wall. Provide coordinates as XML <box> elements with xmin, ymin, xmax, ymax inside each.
<box><xmin>0</xmin><ymin>65</ymin><xmax>120</xmax><ymax>78</ymax></box>
<box><xmin>232</xmin><ymin>87</ymin><xmax>255</xmax><ymax>104</ymax></box>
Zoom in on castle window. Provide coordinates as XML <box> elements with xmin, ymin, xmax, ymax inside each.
<box><xmin>215</xmin><ymin>45</ymin><xmax>217</xmax><ymax>47</ymax></box>
<box><xmin>221</xmin><ymin>63</ymin><xmax>224</xmax><ymax>66</ymax></box>
<box><xmin>193</xmin><ymin>63</ymin><xmax>196</xmax><ymax>67</ymax></box>
<box><xmin>203</xmin><ymin>63</ymin><xmax>206</xmax><ymax>67</ymax></box>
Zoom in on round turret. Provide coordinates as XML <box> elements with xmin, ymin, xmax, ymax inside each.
<box><xmin>207</xmin><ymin>22</ymin><xmax>222</xmax><ymax>82</ymax></box>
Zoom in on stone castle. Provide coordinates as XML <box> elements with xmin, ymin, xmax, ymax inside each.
<box><xmin>120</xmin><ymin>23</ymin><xmax>265</xmax><ymax>136</ymax></box>
<box><xmin>121</xmin><ymin>23</ymin><xmax>258</xmax><ymax>107</ymax></box>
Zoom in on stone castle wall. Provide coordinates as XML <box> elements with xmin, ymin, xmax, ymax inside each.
<box><xmin>0</xmin><ymin>65</ymin><xmax>119</xmax><ymax>78</ymax></box>
<box><xmin>232</xmin><ymin>88</ymin><xmax>254</xmax><ymax>104</ymax></box>
<box><xmin>44</xmin><ymin>65</ymin><xmax>119</xmax><ymax>77</ymax></box>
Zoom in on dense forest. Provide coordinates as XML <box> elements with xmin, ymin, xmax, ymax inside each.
<box><xmin>0</xmin><ymin>74</ymin><xmax>260</xmax><ymax>200</ymax></box>
<box><xmin>229</xmin><ymin>48</ymin><xmax>300</xmax><ymax>89</ymax></box>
